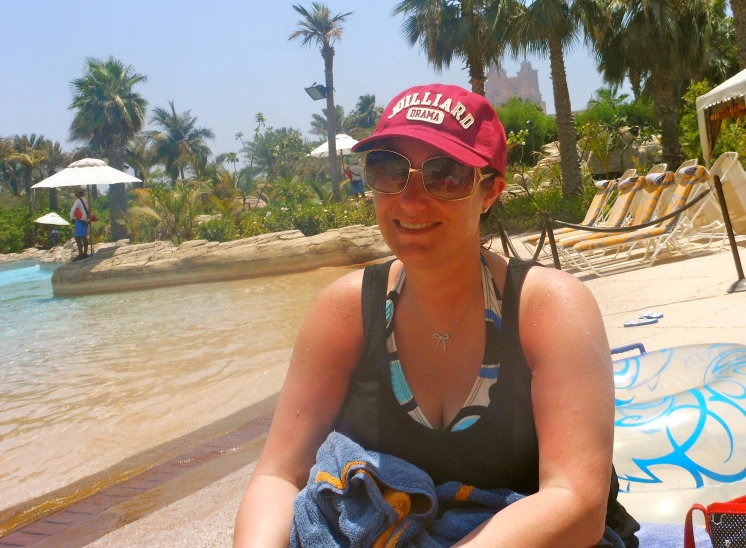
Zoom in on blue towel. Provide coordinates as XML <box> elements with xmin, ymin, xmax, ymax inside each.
<box><xmin>636</xmin><ymin>522</ymin><xmax>712</xmax><ymax>547</ymax></box>
<box><xmin>290</xmin><ymin>432</ymin><xmax>626</xmax><ymax>547</ymax></box>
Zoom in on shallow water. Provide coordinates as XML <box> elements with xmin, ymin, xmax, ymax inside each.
<box><xmin>0</xmin><ymin>261</ymin><xmax>358</xmax><ymax>512</ymax></box>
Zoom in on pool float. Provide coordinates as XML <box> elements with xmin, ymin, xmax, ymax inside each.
<box><xmin>612</xmin><ymin>343</ymin><xmax>746</xmax><ymax>524</ymax></box>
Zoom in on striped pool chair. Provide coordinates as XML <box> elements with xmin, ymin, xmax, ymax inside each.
<box><xmin>555</xmin><ymin>171</ymin><xmax>675</xmax><ymax>251</ymax></box>
<box><xmin>522</xmin><ymin>168</ymin><xmax>638</xmax><ymax>258</ymax></box>
<box><xmin>571</xmin><ymin>166</ymin><xmax>711</xmax><ymax>275</ymax></box>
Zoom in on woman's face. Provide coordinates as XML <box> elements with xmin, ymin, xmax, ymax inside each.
<box><xmin>370</xmin><ymin>137</ymin><xmax>504</xmax><ymax>266</ymax></box>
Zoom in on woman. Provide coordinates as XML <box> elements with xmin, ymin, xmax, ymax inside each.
<box><xmin>234</xmin><ymin>84</ymin><xmax>639</xmax><ymax>547</ymax></box>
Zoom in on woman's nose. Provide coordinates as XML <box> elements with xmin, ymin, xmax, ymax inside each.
<box><xmin>399</xmin><ymin>170</ymin><xmax>430</xmax><ymax>209</ymax></box>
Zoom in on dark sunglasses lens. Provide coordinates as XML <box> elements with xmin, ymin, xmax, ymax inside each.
<box><xmin>422</xmin><ymin>157</ymin><xmax>475</xmax><ymax>199</ymax></box>
<box><xmin>364</xmin><ymin>151</ymin><xmax>410</xmax><ymax>193</ymax></box>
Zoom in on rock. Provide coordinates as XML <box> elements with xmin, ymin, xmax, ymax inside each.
<box><xmin>51</xmin><ymin>225</ymin><xmax>392</xmax><ymax>296</ymax></box>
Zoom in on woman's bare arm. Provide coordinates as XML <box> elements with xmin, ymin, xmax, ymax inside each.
<box><xmin>454</xmin><ymin>267</ymin><xmax>615</xmax><ymax>547</ymax></box>
<box><xmin>233</xmin><ymin>268</ymin><xmax>365</xmax><ymax>547</ymax></box>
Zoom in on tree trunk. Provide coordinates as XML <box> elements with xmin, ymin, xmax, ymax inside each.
<box><xmin>548</xmin><ymin>36</ymin><xmax>583</xmax><ymax>196</ymax></box>
<box><xmin>50</xmin><ymin>188</ymin><xmax>58</xmax><ymax>211</ymax></box>
<box><xmin>649</xmin><ymin>69</ymin><xmax>685</xmax><ymax>168</ymax></box>
<box><xmin>91</xmin><ymin>185</ymin><xmax>99</xmax><ymax>199</ymax></box>
<box><xmin>9</xmin><ymin>173</ymin><xmax>19</xmax><ymax>196</ymax></box>
<box><xmin>324</xmin><ymin>46</ymin><xmax>342</xmax><ymax>203</ymax></box>
<box><xmin>108</xmin><ymin>142</ymin><xmax>129</xmax><ymax>241</ymax></box>
<box><xmin>629</xmin><ymin>70</ymin><xmax>642</xmax><ymax>101</ymax></box>
<box><xmin>467</xmin><ymin>53</ymin><xmax>486</xmax><ymax>96</ymax></box>
<box><xmin>732</xmin><ymin>0</ymin><xmax>746</xmax><ymax>70</ymax></box>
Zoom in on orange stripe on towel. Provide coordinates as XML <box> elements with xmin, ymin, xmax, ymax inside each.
<box><xmin>315</xmin><ymin>460</ymin><xmax>367</xmax><ymax>489</ymax></box>
<box><xmin>454</xmin><ymin>485</ymin><xmax>475</xmax><ymax>501</ymax></box>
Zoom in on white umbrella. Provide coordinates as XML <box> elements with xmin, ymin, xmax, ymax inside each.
<box><xmin>31</xmin><ymin>158</ymin><xmax>141</xmax><ymax>188</ymax></box>
<box><xmin>35</xmin><ymin>212</ymin><xmax>69</xmax><ymax>226</ymax></box>
<box><xmin>309</xmin><ymin>134</ymin><xmax>359</xmax><ymax>158</ymax></box>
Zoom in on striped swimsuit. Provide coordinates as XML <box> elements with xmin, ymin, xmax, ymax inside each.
<box><xmin>385</xmin><ymin>255</ymin><xmax>502</xmax><ymax>432</ymax></box>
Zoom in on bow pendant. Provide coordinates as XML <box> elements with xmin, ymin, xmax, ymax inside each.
<box><xmin>433</xmin><ymin>333</ymin><xmax>450</xmax><ymax>350</ymax></box>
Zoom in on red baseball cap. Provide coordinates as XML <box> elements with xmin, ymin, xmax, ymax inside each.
<box><xmin>351</xmin><ymin>83</ymin><xmax>507</xmax><ymax>175</ymax></box>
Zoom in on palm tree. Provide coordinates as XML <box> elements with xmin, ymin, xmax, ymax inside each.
<box><xmin>732</xmin><ymin>0</ymin><xmax>746</xmax><ymax>70</ymax></box>
<box><xmin>310</xmin><ymin>105</ymin><xmax>348</xmax><ymax>137</ymax></box>
<box><xmin>594</xmin><ymin>0</ymin><xmax>729</xmax><ymax>168</ymax></box>
<box><xmin>10</xmin><ymin>134</ymin><xmax>48</xmax><ymax>195</ymax></box>
<box><xmin>125</xmin><ymin>134</ymin><xmax>159</xmax><ymax>189</ymax></box>
<box><xmin>216</xmin><ymin>152</ymin><xmax>241</xmax><ymax>187</ymax></box>
<box><xmin>351</xmin><ymin>94</ymin><xmax>383</xmax><ymax>129</ymax></box>
<box><xmin>69</xmin><ymin>57</ymin><xmax>148</xmax><ymax>241</ymax></box>
<box><xmin>289</xmin><ymin>3</ymin><xmax>352</xmax><ymax>203</ymax></box>
<box><xmin>41</xmin><ymin>141</ymin><xmax>71</xmax><ymax>211</ymax></box>
<box><xmin>147</xmin><ymin>101</ymin><xmax>215</xmax><ymax>186</ymax></box>
<box><xmin>498</xmin><ymin>0</ymin><xmax>609</xmax><ymax>195</ymax></box>
<box><xmin>394</xmin><ymin>0</ymin><xmax>506</xmax><ymax>96</ymax></box>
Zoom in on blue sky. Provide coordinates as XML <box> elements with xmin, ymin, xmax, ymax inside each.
<box><xmin>1</xmin><ymin>0</ymin><xmax>617</xmax><ymax>157</ymax></box>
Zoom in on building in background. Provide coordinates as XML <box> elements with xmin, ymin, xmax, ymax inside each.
<box><xmin>485</xmin><ymin>60</ymin><xmax>546</xmax><ymax>113</ymax></box>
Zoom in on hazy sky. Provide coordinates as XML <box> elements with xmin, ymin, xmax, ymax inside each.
<box><xmin>1</xmin><ymin>0</ymin><xmax>618</xmax><ymax>157</ymax></box>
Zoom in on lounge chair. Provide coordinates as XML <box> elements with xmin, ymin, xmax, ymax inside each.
<box><xmin>695</xmin><ymin>152</ymin><xmax>746</xmax><ymax>235</ymax></box>
<box><xmin>554</xmin><ymin>171</ymin><xmax>675</xmax><ymax>250</ymax></box>
<box><xmin>570</xmin><ymin>166</ymin><xmax>713</xmax><ymax>275</ymax></box>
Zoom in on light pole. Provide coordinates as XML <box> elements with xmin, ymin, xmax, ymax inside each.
<box><xmin>526</xmin><ymin>120</ymin><xmax>535</xmax><ymax>165</ymax></box>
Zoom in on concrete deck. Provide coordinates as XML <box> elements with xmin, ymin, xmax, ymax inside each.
<box><xmin>2</xmin><ymin>245</ymin><xmax>745</xmax><ymax>547</ymax></box>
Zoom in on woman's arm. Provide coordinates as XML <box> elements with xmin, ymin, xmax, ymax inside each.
<box><xmin>455</xmin><ymin>267</ymin><xmax>614</xmax><ymax>547</ymax></box>
<box><xmin>233</xmin><ymin>268</ymin><xmax>366</xmax><ymax>547</ymax></box>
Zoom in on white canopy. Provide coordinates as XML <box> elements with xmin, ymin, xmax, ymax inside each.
<box><xmin>31</xmin><ymin>158</ymin><xmax>141</xmax><ymax>189</ymax></box>
<box><xmin>35</xmin><ymin>212</ymin><xmax>69</xmax><ymax>226</ymax></box>
<box><xmin>309</xmin><ymin>134</ymin><xmax>359</xmax><ymax>158</ymax></box>
<box><xmin>696</xmin><ymin>69</ymin><xmax>746</xmax><ymax>165</ymax></box>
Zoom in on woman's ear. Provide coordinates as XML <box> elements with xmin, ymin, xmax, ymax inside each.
<box><xmin>482</xmin><ymin>175</ymin><xmax>506</xmax><ymax>211</ymax></box>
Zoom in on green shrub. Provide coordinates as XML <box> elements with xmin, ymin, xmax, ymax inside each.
<box><xmin>487</xmin><ymin>184</ymin><xmax>591</xmax><ymax>233</ymax></box>
<box><xmin>0</xmin><ymin>207</ymin><xmax>30</xmax><ymax>253</ymax></box>
<box><xmin>197</xmin><ymin>218</ymin><xmax>235</xmax><ymax>242</ymax></box>
<box><xmin>235</xmin><ymin>201</ymin><xmax>377</xmax><ymax>239</ymax></box>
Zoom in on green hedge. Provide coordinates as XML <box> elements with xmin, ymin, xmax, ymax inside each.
<box><xmin>237</xmin><ymin>201</ymin><xmax>377</xmax><ymax>238</ymax></box>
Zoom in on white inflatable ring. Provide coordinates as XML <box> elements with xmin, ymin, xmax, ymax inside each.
<box><xmin>612</xmin><ymin>343</ymin><xmax>746</xmax><ymax>523</ymax></box>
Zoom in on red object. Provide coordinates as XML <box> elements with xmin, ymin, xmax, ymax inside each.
<box><xmin>352</xmin><ymin>83</ymin><xmax>507</xmax><ymax>175</ymax></box>
<box><xmin>89</xmin><ymin>214</ymin><xmax>98</xmax><ymax>223</ymax></box>
<box><xmin>684</xmin><ymin>495</ymin><xmax>746</xmax><ymax>547</ymax></box>
<box><xmin>74</xmin><ymin>208</ymin><xmax>83</xmax><ymax>220</ymax></box>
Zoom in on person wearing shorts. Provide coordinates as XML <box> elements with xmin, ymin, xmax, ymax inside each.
<box><xmin>347</xmin><ymin>162</ymin><xmax>365</xmax><ymax>201</ymax></box>
<box><xmin>70</xmin><ymin>190</ymin><xmax>89</xmax><ymax>260</ymax></box>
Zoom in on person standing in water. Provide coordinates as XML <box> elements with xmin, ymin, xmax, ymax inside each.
<box><xmin>70</xmin><ymin>189</ymin><xmax>89</xmax><ymax>261</ymax></box>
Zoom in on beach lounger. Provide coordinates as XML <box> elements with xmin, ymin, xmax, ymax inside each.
<box><xmin>570</xmin><ymin>166</ymin><xmax>714</xmax><ymax>275</ymax></box>
<box><xmin>521</xmin><ymin>169</ymin><xmax>638</xmax><ymax>259</ymax></box>
<box><xmin>695</xmin><ymin>152</ymin><xmax>746</xmax><ymax>235</ymax></box>
<box><xmin>555</xmin><ymin>171</ymin><xmax>675</xmax><ymax>250</ymax></box>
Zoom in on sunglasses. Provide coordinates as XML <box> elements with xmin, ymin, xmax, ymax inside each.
<box><xmin>362</xmin><ymin>149</ymin><xmax>495</xmax><ymax>201</ymax></box>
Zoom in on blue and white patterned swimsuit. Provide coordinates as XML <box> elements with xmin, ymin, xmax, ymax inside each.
<box><xmin>385</xmin><ymin>255</ymin><xmax>503</xmax><ymax>432</ymax></box>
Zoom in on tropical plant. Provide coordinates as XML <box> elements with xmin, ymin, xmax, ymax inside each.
<box><xmin>40</xmin><ymin>140</ymin><xmax>71</xmax><ymax>211</ymax></box>
<box><xmin>310</xmin><ymin>105</ymin><xmax>348</xmax><ymax>137</ymax></box>
<box><xmin>7</xmin><ymin>135</ymin><xmax>48</xmax><ymax>242</ymax></box>
<box><xmin>242</xmin><ymin>126</ymin><xmax>312</xmax><ymax>206</ymax></box>
<box><xmin>127</xmin><ymin>182</ymin><xmax>208</xmax><ymax>243</ymax></box>
<box><xmin>289</xmin><ymin>2</ymin><xmax>353</xmax><ymax>203</ymax></box>
<box><xmin>496</xmin><ymin>97</ymin><xmax>557</xmax><ymax>163</ymax></box>
<box><xmin>394</xmin><ymin>0</ymin><xmax>507</xmax><ymax>96</ymax></box>
<box><xmin>69</xmin><ymin>56</ymin><xmax>148</xmax><ymax>240</ymax></box>
<box><xmin>594</xmin><ymin>0</ymin><xmax>737</xmax><ymax>168</ymax></box>
<box><xmin>680</xmin><ymin>79</ymin><xmax>746</xmax><ymax>162</ymax></box>
<box><xmin>496</xmin><ymin>0</ymin><xmax>609</xmax><ymax>195</ymax></box>
<box><xmin>125</xmin><ymin>134</ymin><xmax>158</xmax><ymax>189</ymax></box>
<box><xmin>147</xmin><ymin>101</ymin><xmax>215</xmax><ymax>186</ymax></box>
<box><xmin>236</xmin><ymin>113</ymin><xmax>266</xmax><ymax>207</ymax></box>
<box><xmin>732</xmin><ymin>0</ymin><xmax>746</xmax><ymax>70</ymax></box>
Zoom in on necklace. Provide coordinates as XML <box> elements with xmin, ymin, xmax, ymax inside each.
<box><xmin>407</xmin><ymin>283</ymin><xmax>482</xmax><ymax>351</ymax></box>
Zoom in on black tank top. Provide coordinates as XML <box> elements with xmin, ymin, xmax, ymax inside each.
<box><xmin>334</xmin><ymin>258</ymin><xmax>640</xmax><ymax>546</ymax></box>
